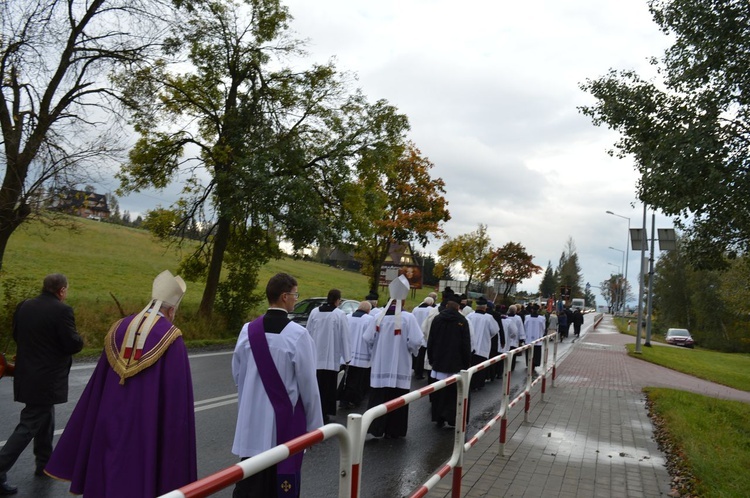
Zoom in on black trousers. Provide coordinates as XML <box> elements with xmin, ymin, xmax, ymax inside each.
<box><xmin>0</xmin><ymin>403</ymin><xmax>55</xmax><ymax>481</ymax></box>
<box><xmin>232</xmin><ymin>460</ymin><xmax>281</xmax><ymax>497</ymax></box>
<box><xmin>413</xmin><ymin>346</ymin><xmax>427</xmax><ymax>378</ymax></box>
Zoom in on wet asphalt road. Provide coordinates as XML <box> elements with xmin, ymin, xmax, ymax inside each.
<box><xmin>0</xmin><ymin>315</ymin><xmax>592</xmax><ymax>498</ymax></box>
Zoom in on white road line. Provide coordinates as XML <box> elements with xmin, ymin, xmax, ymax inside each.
<box><xmin>70</xmin><ymin>350</ymin><xmax>233</xmax><ymax>370</ymax></box>
<box><xmin>0</xmin><ymin>393</ymin><xmax>238</xmax><ymax>446</ymax></box>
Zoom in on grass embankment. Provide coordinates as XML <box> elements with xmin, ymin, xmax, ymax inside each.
<box><xmin>609</xmin><ymin>316</ymin><xmax>750</xmax><ymax>496</ymax></box>
<box><xmin>645</xmin><ymin>388</ymin><xmax>750</xmax><ymax>497</ymax></box>
<box><xmin>1</xmin><ymin>217</ymin><xmax>433</xmax><ymax>353</ymax></box>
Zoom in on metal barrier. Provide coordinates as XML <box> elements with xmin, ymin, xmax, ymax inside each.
<box><xmin>159</xmin><ymin>333</ymin><xmax>558</xmax><ymax>498</ymax></box>
<box><xmin>159</xmin><ymin>423</ymin><xmax>352</xmax><ymax>498</ymax></box>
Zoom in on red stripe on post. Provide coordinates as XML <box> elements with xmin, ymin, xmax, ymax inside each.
<box><xmin>452</xmin><ymin>466</ymin><xmax>463</xmax><ymax>498</ymax></box>
<box><xmin>286</xmin><ymin>430</ymin><xmax>324</xmax><ymax>455</ymax></box>
<box><xmin>411</xmin><ymin>486</ymin><xmax>429</xmax><ymax>498</ymax></box>
<box><xmin>180</xmin><ymin>465</ymin><xmax>245</xmax><ymax>498</ymax></box>
<box><xmin>350</xmin><ymin>463</ymin><xmax>360</xmax><ymax>498</ymax></box>
<box><xmin>437</xmin><ymin>464</ymin><xmax>452</xmax><ymax>478</ymax></box>
<box><xmin>500</xmin><ymin>418</ymin><xmax>507</xmax><ymax>444</ymax></box>
<box><xmin>384</xmin><ymin>397</ymin><xmax>406</xmax><ymax>411</ymax></box>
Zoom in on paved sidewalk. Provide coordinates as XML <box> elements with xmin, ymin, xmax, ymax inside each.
<box><xmin>432</xmin><ymin>315</ymin><xmax>749</xmax><ymax>497</ymax></box>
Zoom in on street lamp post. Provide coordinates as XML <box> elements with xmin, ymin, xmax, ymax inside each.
<box><xmin>606</xmin><ymin>211</ymin><xmax>631</xmax><ymax>311</ymax></box>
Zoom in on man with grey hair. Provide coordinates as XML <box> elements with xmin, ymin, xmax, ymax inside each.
<box><xmin>0</xmin><ymin>274</ymin><xmax>83</xmax><ymax>496</ymax></box>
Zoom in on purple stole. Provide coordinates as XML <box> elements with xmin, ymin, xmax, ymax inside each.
<box><xmin>247</xmin><ymin>317</ymin><xmax>307</xmax><ymax>498</ymax></box>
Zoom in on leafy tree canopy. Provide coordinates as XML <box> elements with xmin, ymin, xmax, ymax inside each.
<box><xmin>580</xmin><ymin>0</ymin><xmax>750</xmax><ymax>267</ymax></box>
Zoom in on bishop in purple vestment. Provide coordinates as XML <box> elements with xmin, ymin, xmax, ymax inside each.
<box><xmin>45</xmin><ymin>270</ymin><xmax>197</xmax><ymax>497</ymax></box>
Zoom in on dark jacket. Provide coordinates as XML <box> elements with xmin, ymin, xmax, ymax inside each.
<box><xmin>13</xmin><ymin>291</ymin><xmax>84</xmax><ymax>405</ymax></box>
<box><xmin>427</xmin><ymin>308</ymin><xmax>471</xmax><ymax>374</ymax></box>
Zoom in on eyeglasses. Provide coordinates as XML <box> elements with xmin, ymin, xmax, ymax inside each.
<box><xmin>284</xmin><ymin>292</ymin><xmax>299</xmax><ymax>300</ymax></box>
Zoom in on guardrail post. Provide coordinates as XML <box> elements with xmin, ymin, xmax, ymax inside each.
<box><xmin>498</xmin><ymin>353</ymin><xmax>511</xmax><ymax>457</ymax></box>
<box><xmin>348</xmin><ymin>414</ymin><xmax>364</xmax><ymax>498</ymax></box>
<box><xmin>551</xmin><ymin>332</ymin><xmax>559</xmax><ymax>388</ymax></box>
<box><xmin>541</xmin><ymin>337</ymin><xmax>548</xmax><ymax>402</ymax></box>
<box><xmin>524</xmin><ymin>345</ymin><xmax>532</xmax><ymax>424</ymax></box>
<box><xmin>452</xmin><ymin>370</ymin><xmax>470</xmax><ymax>498</ymax></box>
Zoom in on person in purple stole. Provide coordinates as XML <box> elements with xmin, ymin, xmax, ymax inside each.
<box><xmin>231</xmin><ymin>273</ymin><xmax>323</xmax><ymax>498</ymax></box>
<box><xmin>44</xmin><ymin>270</ymin><xmax>196</xmax><ymax>497</ymax></box>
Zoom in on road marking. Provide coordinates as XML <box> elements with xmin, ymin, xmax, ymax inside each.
<box><xmin>70</xmin><ymin>350</ymin><xmax>233</xmax><ymax>370</ymax></box>
<box><xmin>0</xmin><ymin>393</ymin><xmax>239</xmax><ymax>445</ymax></box>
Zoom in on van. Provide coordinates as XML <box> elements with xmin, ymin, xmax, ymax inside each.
<box><xmin>571</xmin><ymin>298</ymin><xmax>585</xmax><ymax>311</ymax></box>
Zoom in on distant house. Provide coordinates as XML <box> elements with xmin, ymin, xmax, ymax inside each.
<box><xmin>326</xmin><ymin>248</ymin><xmax>362</xmax><ymax>271</ymax></box>
<box><xmin>379</xmin><ymin>242</ymin><xmax>423</xmax><ymax>289</ymax></box>
<box><xmin>49</xmin><ymin>188</ymin><xmax>111</xmax><ymax>220</ymax></box>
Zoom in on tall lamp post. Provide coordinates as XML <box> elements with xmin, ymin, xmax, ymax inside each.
<box><xmin>608</xmin><ymin>246</ymin><xmax>625</xmax><ymax>313</ymax></box>
<box><xmin>606</xmin><ymin>211</ymin><xmax>631</xmax><ymax>311</ymax></box>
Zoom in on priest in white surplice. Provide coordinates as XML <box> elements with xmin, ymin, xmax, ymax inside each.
<box><xmin>363</xmin><ymin>275</ymin><xmax>424</xmax><ymax>438</ymax></box>
<box><xmin>466</xmin><ymin>296</ymin><xmax>500</xmax><ymax>391</ymax></box>
<box><xmin>231</xmin><ymin>273</ymin><xmax>323</xmax><ymax>497</ymax></box>
<box><xmin>306</xmin><ymin>289</ymin><xmax>351</xmax><ymax>423</ymax></box>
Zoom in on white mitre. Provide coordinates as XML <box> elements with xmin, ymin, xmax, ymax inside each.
<box><xmin>376</xmin><ymin>275</ymin><xmax>410</xmax><ymax>332</ymax></box>
<box><xmin>124</xmin><ymin>270</ymin><xmax>187</xmax><ymax>359</ymax></box>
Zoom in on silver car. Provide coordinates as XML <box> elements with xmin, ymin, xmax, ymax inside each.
<box><xmin>665</xmin><ymin>328</ymin><xmax>695</xmax><ymax>348</ymax></box>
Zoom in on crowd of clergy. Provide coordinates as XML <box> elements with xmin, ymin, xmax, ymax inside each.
<box><xmin>306</xmin><ymin>275</ymin><xmax>560</xmax><ymax>438</ymax></box>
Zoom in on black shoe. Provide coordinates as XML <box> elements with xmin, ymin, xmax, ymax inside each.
<box><xmin>0</xmin><ymin>481</ymin><xmax>18</xmax><ymax>496</ymax></box>
<box><xmin>35</xmin><ymin>467</ymin><xmax>47</xmax><ymax>477</ymax></box>
<box><xmin>415</xmin><ymin>375</ymin><xmax>425</xmax><ymax>380</ymax></box>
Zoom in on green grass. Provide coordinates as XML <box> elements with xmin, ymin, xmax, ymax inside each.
<box><xmin>645</xmin><ymin>388</ymin><xmax>750</xmax><ymax>497</ymax></box>
<box><xmin>0</xmin><ymin>217</ymin><xmax>433</xmax><ymax>351</ymax></box>
<box><xmin>624</xmin><ymin>343</ymin><xmax>750</xmax><ymax>392</ymax></box>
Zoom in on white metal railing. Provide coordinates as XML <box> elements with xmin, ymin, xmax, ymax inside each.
<box><xmin>159</xmin><ymin>333</ymin><xmax>558</xmax><ymax>498</ymax></box>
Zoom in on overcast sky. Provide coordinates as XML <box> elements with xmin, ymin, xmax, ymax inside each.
<box><xmin>112</xmin><ymin>0</ymin><xmax>679</xmax><ymax>306</ymax></box>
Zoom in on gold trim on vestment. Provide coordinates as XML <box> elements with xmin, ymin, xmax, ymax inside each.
<box><xmin>105</xmin><ymin>316</ymin><xmax>182</xmax><ymax>385</ymax></box>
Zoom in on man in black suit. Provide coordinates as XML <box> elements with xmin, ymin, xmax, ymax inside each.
<box><xmin>0</xmin><ymin>274</ymin><xmax>83</xmax><ymax>495</ymax></box>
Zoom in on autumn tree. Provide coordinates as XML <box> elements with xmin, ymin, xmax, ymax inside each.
<box><xmin>117</xmin><ymin>0</ymin><xmax>409</xmax><ymax>319</ymax></box>
<box><xmin>434</xmin><ymin>224</ymin><xmax>491</xmax><ymax>291</ymax></box>
<box><xmin>482</xmin><ymin>241</ymin><xmax>542</xmax><ymax>302</ymax></box>
<box><xmin>348</xmin><ymin>142</ymin><xmax>450</xmax><ymax>292</ymax></box>
<box><xmin>580</xmin><ymin>0</ymin><xmax>750</xmax><ymax>267</ymax></box>
<box><xmin>0</xmin><ymin>0</ymin><xmax>168</xmax><ymax>270</ymax></box>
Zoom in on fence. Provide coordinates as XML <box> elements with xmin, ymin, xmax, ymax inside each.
<box><xmin>160</xmin><ymin>332</ymin><xmax>561</xmax><ymax>498</ymax></box>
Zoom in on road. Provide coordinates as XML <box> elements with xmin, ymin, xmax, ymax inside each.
<box><xmin>0</xmin><ymin>314</ymin><xmax>593</xmax><ymax>497</ymax></box>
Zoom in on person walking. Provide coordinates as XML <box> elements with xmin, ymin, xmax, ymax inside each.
<box><xmin>45</xmin><ymin>270</ymin><xmax>196</xmax><ymax>498</ymax></box>
<box><xmin>364</xmin><ymin>276</ymin><xmax>423</xmax><ymax>438</ymax></box>
<box><xmin>573</xmin><ymin>307</ymin><xmax>584</xmax><ymax>338</ymax></box>
<box><xmin>306</xmin><ymin>289</ymin><xmax>351</xmax><ymax>423</ymax></box>
<box><xmin>410</xmin><ymin>297</ymin><xmax>434</xmax><ymax>380</ymax></box>
<box><xmin>465</xmin><ymin>297</ymin><xmax>499</xmax><ymax>391</ymax></box>
<box><xmin>426</xmin><ymin>293</ymin><xmax>471</xmax><ymax>428</ymax></box>
<box><xmin>231</xmin><ymin>273</ymin><xmax>323</xmax><ymax>498</ymax></box>
<box><xmin>0</xmin><ymin>274</ymin><xmax>83</xmax><ymax>496</ymax></box>
<box><xmin>338</xmin><ymin>301</ymin><xmax>375</xmax><ymax>408</ymax></box>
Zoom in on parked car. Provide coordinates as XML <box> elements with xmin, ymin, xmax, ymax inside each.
<box><xmin>288</xmin><ymin>297</ymin><xmax>360</xmax><ymax>326</ymax></box>
<box><xmin>665</xmin><ymin>328</ymin><xmax>695</xmax><ymax>348</ymax></box>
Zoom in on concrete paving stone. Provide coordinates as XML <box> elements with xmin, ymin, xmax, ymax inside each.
<box><xmin>428</xmin><ymin>315</ymin><xmax>747</xmax><ymax>497</ymax></box>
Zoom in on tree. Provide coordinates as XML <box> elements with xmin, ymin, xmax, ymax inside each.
<box><xmin>118</xmin><ymin>0</ymin><xmax>409</xmax><ymax>318</ymax></box>
<box><xmin>538</xmin><ymin>261</ymin><xmax>556</xmax><ymax>298</ymax></box>
<box><xmin>434</xmin><ymin>224</ymin><xmax>491</xmax><ymax>291</ymax></box>
<box><xmin>482</xmin><ymin>241</ymin><xmax>542</xmax><ymax>302</ymax></box>
<box><xmin>349</xmin><ymin>143</ymin><xmax>450</xmax><ymax>292</ymax></box>
<box><xmin>0</xmin><ymin>0</ymin><xmax>167</xmax><ymax>270</ymax></box>
<box><xmin>556</xmin><ymin>237</ymin><xmax>583</xmax><ymax>299</ymax></box>
<box><xmin>579</xmin><ymin>0</ymin><xmax>750</xmax><ymax>267</ymax></box>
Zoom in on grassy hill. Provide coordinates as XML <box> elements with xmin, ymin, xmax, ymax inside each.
<box><xmin>0</xmin><ymin>217</ymin><xmax>432</xmax><ymax>350</ymax></box>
